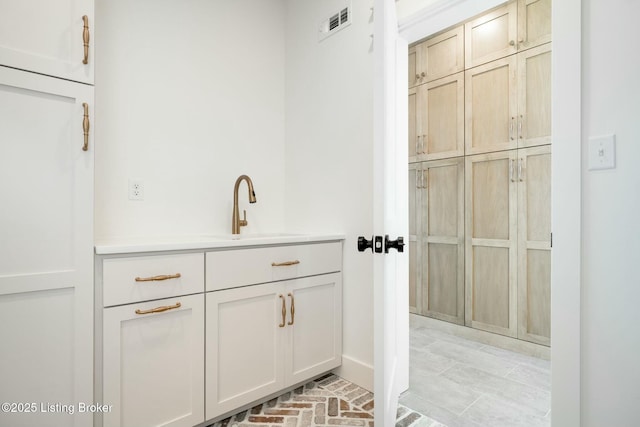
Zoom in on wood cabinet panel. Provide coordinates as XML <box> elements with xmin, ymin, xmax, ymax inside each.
<box><xmin>427</xmin><ymin>243</ymin><xmax>460</xmax><ymax>318</ymax></box>
<box><xmin>465</xmin><ymin>2</ymin><xmax>517</xmax><ymax>68</ymax></box>
<box><xmin>518</xmin><ymin>43</ymin><xmax>552</xmax><ymax>148</ymax></box>
<box><xmin>518</xmin><ymin>0</ymin><xmax>552</xmax><ymax>50</ymax></box>
<box><xmin>408</xmin><ymin>87</ymin><xmax>418</xmax><ymax>159</ymax></box>
<box><xmin>418</xmin><ymin>25</ymin><xmax>464</xmax><ymax>82</ymax></box>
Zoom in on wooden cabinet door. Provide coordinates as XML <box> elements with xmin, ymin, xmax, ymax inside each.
<box><xmin>416</xmin><ymin>25</ymin><xmax>464</xmax><ymax>83</ymax></box>
<box><xmin>0</xmin><ymin>0</ymin><xmax>94</xmax><ymax>84</ymax></box>
<box><xmin>103</xmin><ymin>294</ymin><xmax>205</xmax><ymax>427</ymax></box>
<box><xmin>422</xmin><ymin>158</ymin><xmax>465</xmax><ymax>325</ymax></box>
<box><xmin>465</xmin><ymin>56</ymin><xmax>518</xmax><ymax>155</ymax></box>
<box><xmin>286</xmin><ymin>274</ymin><xmax>342</xmax><ymax>385</ymax></box>
<box><xmin>408</xmin><ymin>163</ymin><xmax>422</xmax><ymax>314</ymax></box>
<box><xmin>465</xmin><ymin>151</ymin><xmax>518</xmax><ymax>337</ymax></box>
<box><xmin>465</xmin><ymin>2</ymin><xmax>517</xmax><ymax>68</ymax></box>
<box><xmin>517</xmin><ymin>0</ymin><xmax>552</xmax><ymax>51</ymax></box>
<box><xmin>206</xmin><ymin>283</ymin><xmax>285</xmax><ymax>420</ymax></box>
<box><xmin>517</xmin><ymin>43</ymin><xmax>552</xmax><ymax>148</ymax></box>
<box><xmin>0</xmin><ymin>66</ymin><xmax>93</xmax><ymax>427</ymax></box>
<box><xmin>418</xmin><ymin>72</ymin><xmax>465</xmax><ymax>160</ymax></box>
<box><xmin>517</xmin><ymin>146</ymin><xmax>551</xmax><ymax>346</ymax></box>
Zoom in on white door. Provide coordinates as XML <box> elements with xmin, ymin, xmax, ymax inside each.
<box><xmin>373</xmin><ymin>1</ymin><xmax>409</xmax><ymax>425</ymax></box>
<box><xmin>0</xmin><ymin>0</ymin><xmax>94</xmax><ymax>84</ymax></box>
<box><xmin>0</xmin><ymin>65</ymin><xmax>93</xmax><ymax>427</ymax></box>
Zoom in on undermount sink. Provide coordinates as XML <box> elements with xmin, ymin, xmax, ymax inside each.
<box><xmin>206</xmin><ymin>233</ymin><xmax>304</xmax><ymax>241</ymax></box>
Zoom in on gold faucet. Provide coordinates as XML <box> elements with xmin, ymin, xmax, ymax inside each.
<box><xmin>232</xmin><ymin>174</ymin><xmax>256</xmax><ymax>234</ymax></box>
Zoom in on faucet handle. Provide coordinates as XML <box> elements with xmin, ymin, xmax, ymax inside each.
<box><xmin>239</xmin><ymin>209</ymin><xmax>248</xmax><ymax>227</ymax></box>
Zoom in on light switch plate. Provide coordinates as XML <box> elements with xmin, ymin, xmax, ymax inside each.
<box><xmin>588</xmin><ymin>134</ymin><xmax>616</xmax><ymax>170</ymax></box>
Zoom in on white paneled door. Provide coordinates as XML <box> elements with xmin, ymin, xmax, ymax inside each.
<box><xmin>0</xmin><ymin>65</ymin><xmax>93</xmax><ymax>427</ymax></box>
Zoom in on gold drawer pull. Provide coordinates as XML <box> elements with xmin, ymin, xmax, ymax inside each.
<box><xmin>82</xmin><ymin>15</ymin><xmax>90</xmax><ymax>64</ymax></box>
<box><xmin>82</xmin><ymin>102</ymin><xmax>90</xmax><ymax>151</ymax></box>
<box><xmin>287</xmin><ymin>293</ymin><xmax>295</xmax><ymax>326</ymax></box>
<box><xmin>271</xmin><ymin>260</ymin><xmax>300</xmax><ymax>267</ymax></box>
<box><xmin>135</xmin><ymin>302</ymin><xmax>181</xmax><ymax>315</ymax></box>
<box><xmin>279</xmin><ymin>294</ymin><xmax>286</xmax><ymax>328</ymax></box>
<box><xmin>135</xmin><ymin>273</ymin><xmax>181</xmax><ymax>282</ymax></box>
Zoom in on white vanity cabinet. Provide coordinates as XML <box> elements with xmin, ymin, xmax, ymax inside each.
<box><xmin>205</xmin><ymin>242</ymin><xmax>342</xmax><ymax>420</ymax></box>
<box><xmin>95</xmin><ymin>236</ymin><xmax>343</xmax><ymax>427</ymax></box>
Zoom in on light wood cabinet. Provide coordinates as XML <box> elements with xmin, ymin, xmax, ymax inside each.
<box><xmin>102</xmin><ymin>294</ymin><xmax>205</xmax><ymax>427</ymax></box>
<box><xmin>465</xmin><ymin>43</ymin><xmax>551</xmax><ymax>155</ymax></box>
<box><xmin>465</xmin><ymin>147</ymin><xmax>550</xmax><ymax>343</ymax></box>
<box><xmin>206</xmin><ymin>273</ymin><xmax>342</xmax><ymax>420</ymax></box>
<box><xmin>517</xmin><ymin>146</ymin><xmax>551</xmax><ymax>345</ymax></box>
<box><xmin>0</xmin><ymin>0</ymin><xmax>94</xmax><ymax>84</ymax></box>
<box><xmin>412</xmin><ymin>26</ymin><xmax>464</xmax><ymax>86</ymax></box>
<box><xmin>465</xmin><ymin>0</ymin><xmax>551</xmax><ymax>68</ymax></box>
<box><xmin>0</xmin><ymin>65</ymin><xmax>94</xmax><ymax>427</ymax></box>
<box><xmin>408</xmin><ymin>45</ymin><xmax>418</xmax><ymax>88</ymax></box>
<box><xmin>410</xmin><ymin>72</ymin><xmax>465</xmax><ymax>162</ymax></box>
<box><xmin>409</xmin><ymin>158</ymin><xmax>464</xmax><ymax>324</ymax></box>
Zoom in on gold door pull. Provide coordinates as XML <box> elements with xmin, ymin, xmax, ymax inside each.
<box><xmin>279</xmin><ymin>294</ymin><xmax>286</xmax><ymax>328</ymax></box>
<box><xmin>135</xmin><ymin>302</ymin><xmax>181</xmax><ymax>315</ymax></box>
<box><xmin>271</xmin><ymin>260</ymin><xmax>300</xmax><ymax>267</ymax></box>
<box><xmin>82</xmin><ymin>103</ymin><xmax>89</xmax><ymax>151</ymax></box>
<box><xmin>287</xmin><ymin>293</ymin><xmax>295</xmax><ymax>326</ymax></box>
<box><xmin>135</xmin><ymin>273</ymin><xmax>181</xmax><ymax>282</ymax></box>
<box><xmin>82</xmin><ymin>15</ymin><xmax>90</xmax><ymax>64</ymax></box>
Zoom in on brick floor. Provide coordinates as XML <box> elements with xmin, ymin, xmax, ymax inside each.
<box><xmin>208</xmin><ymin>374</ymin><xmax>438</xmax><ymax>427</ymax></box>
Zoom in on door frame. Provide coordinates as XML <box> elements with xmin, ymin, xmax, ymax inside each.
<box><xmin>389</xmin><ymin>0</ymin><xmax>582</xmax><ymax>424</ymax></box>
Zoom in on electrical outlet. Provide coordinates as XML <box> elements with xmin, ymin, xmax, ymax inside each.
<box><xmin>128</xmin><ymin>180</ymin><xmax>144</xmax><ymax>201</ymax></box>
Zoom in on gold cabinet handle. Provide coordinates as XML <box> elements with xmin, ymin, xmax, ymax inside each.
<box><xmin>135</xmin><ymin>302</ymin><xmax>181</xmax><ymax>315</ymax></box>
<box><xmin>82</xmin><ymin>15</ymin><xmax>90</xmax><ymax>64</ymax></box>
<box><xmin>271</xmin><ymin>260</ymin><xmax>300</xmax><ymax>267</ymax></box>
<box><xmin>82</xmin><ymin>102</ymin><xmax>89</xmax><ymax>151</ymax></box>
<box><xmin>279</xmin><ymin>294</ymin><xmax>286</xmax><ymax>328</ymax></box>
<box><xmin>287</xmin><ymin>293</ymin><xmax>295</xmax><ymax>326</ymax></box>
<box><xmin>135</xmin><ymin>273</ymin><xmax>181</xmax><ymax>282</ymax></box>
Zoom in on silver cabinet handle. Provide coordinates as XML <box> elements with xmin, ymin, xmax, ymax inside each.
<box><xmin>415</xmin><ymin>135</ymin><xmax>421</xmax><ymax>156</ymax></box>
<box><xmin>519</xmin><ymin>115</ymin><xmax>523</xmax><ymax>139</ymax></box>
<box><xmin>421</xmin><ymin>169</ymin><xmax>426</xmax><ymax>188</ymax></box>
<box><xmin>415</xmin><ymin>170</ymin><xmax>421</xmax><ymax>189</ymax></box>
<box><xmin>421</xmin><ymin>134</ymin><xmax>427</xmax><ymax>154</ymax></box>
<box><xmin>509</xmin><ymin>159</ymin><xmax>515</xmax><ymax>182</ymax></box>
<box><xmin>518</xmin><ymin>158</ymin><xmax>524</xmax><ymax>182</ymax></box>
<box><xmin>510</xmin><ymin>117</ymin><xmax>515</xmax><ymax>141</ymax></box>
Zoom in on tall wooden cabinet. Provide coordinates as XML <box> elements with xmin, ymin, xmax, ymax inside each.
<box><xmin>408</xmin><ymin>0</ymin><xmax>551</xmax><ymax>346</ymax></box>
<box><xmin>0</xmin><ymin>14</ymin><xmax>95</xmax><ymax>424</ymax></box>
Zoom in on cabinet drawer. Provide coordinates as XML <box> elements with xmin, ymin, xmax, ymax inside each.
<box><xmin>206</xmin><ymin>242</ymin><xmax>341</xmax><ymax>291</ymax></box>
<box><xmin>103</xmin><ymin>253</ymin><xmax>204</xmax><ymax>307</ymax></box>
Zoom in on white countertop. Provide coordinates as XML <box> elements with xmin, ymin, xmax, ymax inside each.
<box><xmin>95</xmin><ymin>233</ymin><xmax>345</xmax><ymax>255</ymax></box>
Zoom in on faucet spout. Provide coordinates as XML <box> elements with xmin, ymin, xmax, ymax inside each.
<box><xmin>232</xmin><ymin>175</ymin><xmax>256</xmax><ymax>234</ymax></box>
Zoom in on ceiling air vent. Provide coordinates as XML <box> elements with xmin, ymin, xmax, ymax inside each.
<box><xmin>319</xmin><ymin>5</ymin><xmax>352</xmax><ymax>42</ymax></box>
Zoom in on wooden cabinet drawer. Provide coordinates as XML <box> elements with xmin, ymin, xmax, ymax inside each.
<box><xmin>206</xmin><ymin>242</ymin><xmax>341</xmax><ymax>291</ymax></box>
<box><xmin>102</xmin><ymin>253</ymin><xmax>204</xmax><ymax>307</ymax></box>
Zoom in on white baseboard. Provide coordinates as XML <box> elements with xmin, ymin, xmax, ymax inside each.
<box><xmin>411</xmin><ymin>314</ymin><xmax>551</xmax><ymax>360</ymax></box>
<box><xmin>332</xmin><ymin>355</ymin><xmax>373</xmax><ymax>392</ymax></box>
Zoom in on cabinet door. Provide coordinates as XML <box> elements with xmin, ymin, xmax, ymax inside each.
<box><xmin>465</xmin><ymin>2</ymin><xmax>517</xmax><ymax>68</ymax></box>
<box><xmin>103</xmin><ymin>294</ymin><xmax>205</xmax><ymax>427</ymax></box>
<box><xmin>517</xmin><ymin>146</ymin><xmax>551</xmax><ymax>346</ymax></box>
<box><xmin>418</xmin><ymin>72</ymin><xmax>465</xmax><ymax>160</ymax></box>
<box><xmin>0</xmin><ymin>0</ymin><xmax>94</xmax><ymax>84</ymax></box>
<box><xmin>422</xmin><ymin>158</ymin><xmax>465</xmax><ymax>325</ymax></box>
<box><xmin>465</xmin><ymin>56</ymin><xmax>518</xmax><ymax>155</ymax></box>
<box><xmin>0</xmin><ymin>66</ymin><xmax>93</xmax><ymax>427</ymax></box>
<box><xmin>408</xmin><ymin>163</ymin><xmax>423</xmax><ymax>314</ymax></box>
<box><xmin>206</xmin><ymin>283</ymin><xmax>285</xmax><ymax>420</ymax></box>
<box><xmin>465</xmin><ymin>151</ymin><xmax>518</xmax><ymax>337</ymax></box>
<box><xmin>416</xmin><ymin>25</ymin><xmax>464</xmax><ymax>82</ymax></box>
<box><xmin>517</xmin><ymin>0</ymin><xmax>552</xmax><ymax>51</ymax></box>
<box><xmin>517</xmin><ymin>43</ymin><xmax>552</xmax><ymax>148</ymax></box>
<box><xmin>286</xmin><ymin>274</ymin><xmax>342</xmax><ymax>386</ymax></box>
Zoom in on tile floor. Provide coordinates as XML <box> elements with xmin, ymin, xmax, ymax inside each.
<box><xmin>207</xmin><ymin>373</ymin><xmax>438</xmax><ymax>427</ymax></box>
<box><xmin>399</xmin><ymin>317</ymin><xmax>551</xmax><ymax>427</ymax></box>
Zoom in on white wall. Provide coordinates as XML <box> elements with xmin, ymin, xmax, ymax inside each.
<box><xmin>95</xmin><ymin>0</ymin><xmax>286</xmax><ymax>239</ymax></box>
<box><xmin>284</xmin><ymin>0</ymin><xmax>375</xmax><ymax>387</ymax></box>
<box><xmin>581</xmin><ymin>0</ymin><xmax>640</xmax><ymax>424</ymax></box>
